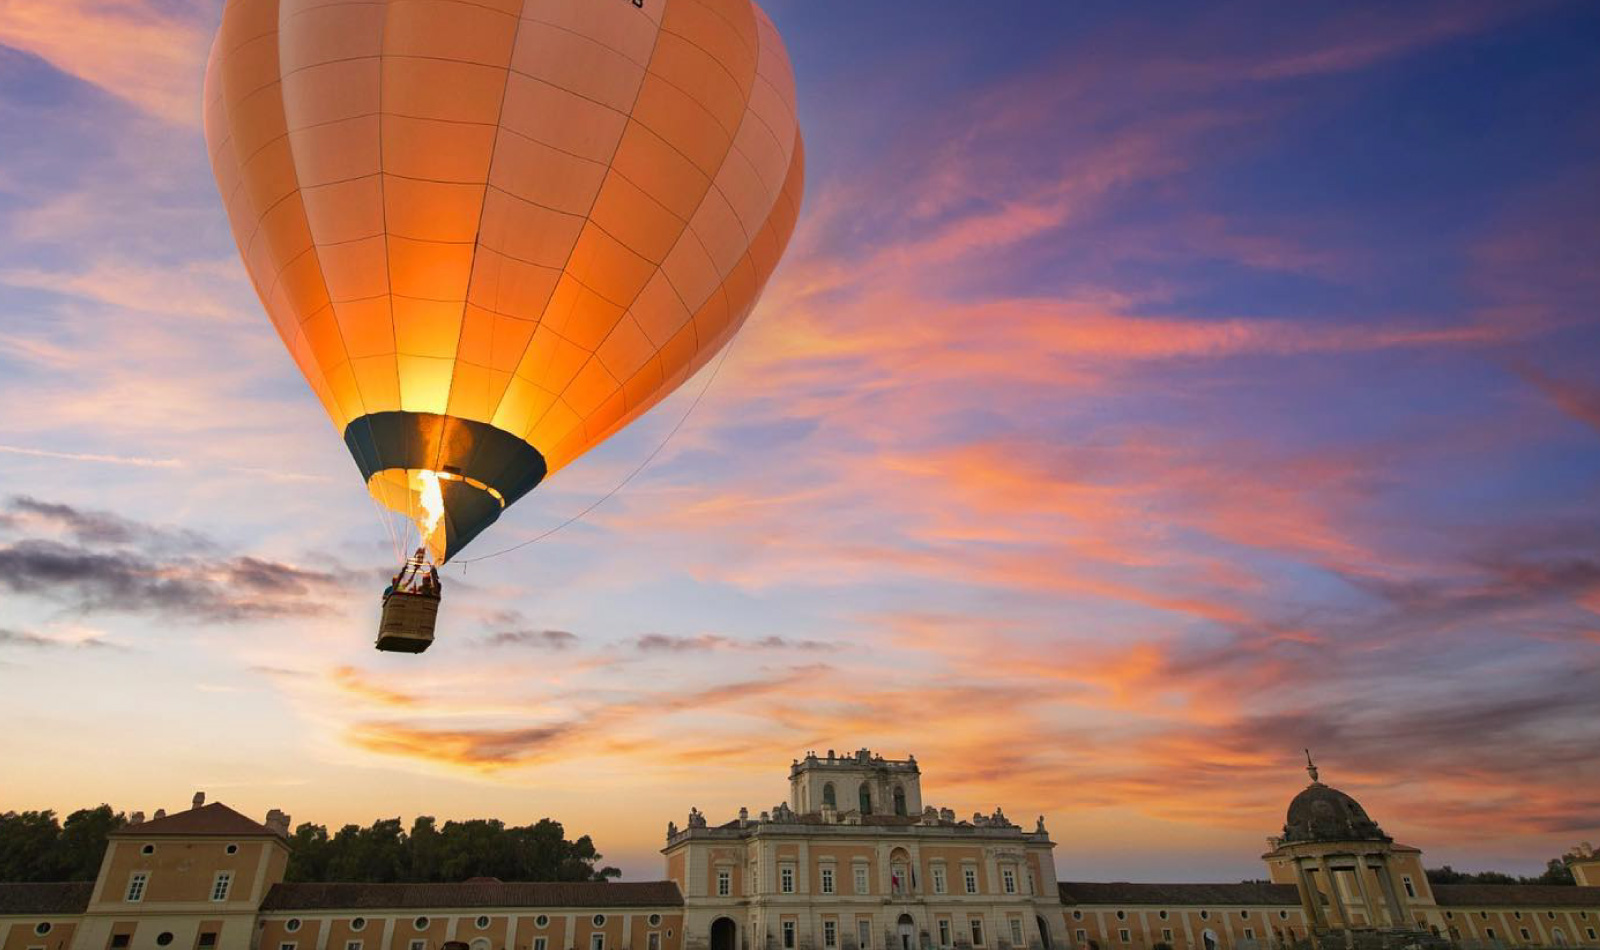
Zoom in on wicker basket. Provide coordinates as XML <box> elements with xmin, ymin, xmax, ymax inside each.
<box><xmin>376</xmin><ymin>590</ymin><xmax>439</xmax><ymax>653</ymax></box>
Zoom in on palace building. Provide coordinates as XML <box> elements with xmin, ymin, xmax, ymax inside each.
<box><xmin>3</xmin><ymin>751</ymin><xmax>1597</xmax><ymax>950</ymax></box>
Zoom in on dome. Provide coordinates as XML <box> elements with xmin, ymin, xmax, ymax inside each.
<box><xmin>1282</xmin><ymin>782</ymin><xmax>1388</xmax><ymax>843</ymax></box>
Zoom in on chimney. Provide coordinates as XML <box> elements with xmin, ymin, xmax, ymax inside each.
<box><xmin>130</xmin><ymin>811</ymin><xmax>145</xmax><ymax>825</ymax></box>
<box><xmin>192</xmin><ymin>791</ymin><xmax>206</xmax><ymax>810</ymax></box>
<box><xmin>153</xmin><ymin>809</ymin><xmax>167</xmax><ymax>820</ymax></box>
<box><xmin>265</xmin><ymin>809</ymin><xmax>291</xmax><ymax>836</ymax></box>
<box><xmin>737</xmin><ymin>807</ymin><xmax>749</xmax><ymax>829</ymax></box>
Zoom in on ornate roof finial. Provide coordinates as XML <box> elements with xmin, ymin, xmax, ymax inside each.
<box><xmin>1304</xmin><ymin>748</ymin><xmax>1320</xmax><ymax>784</ymax></box>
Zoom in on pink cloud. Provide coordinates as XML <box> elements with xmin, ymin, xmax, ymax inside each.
<box><xmin>0</xmin><ymin>0</ymin><xmax>211</xmax><ymax>125</ymax></box>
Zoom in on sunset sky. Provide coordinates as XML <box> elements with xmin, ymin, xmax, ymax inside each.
<box><xmin>3</xmin><ymin>0</ymin><xmax>1599</xmax><ymax>884</ymax></box>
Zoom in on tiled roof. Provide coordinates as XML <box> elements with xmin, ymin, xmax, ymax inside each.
<box><xmin>260</xmin><ymin>881</ymin><xmax>683</xmax><ymax>912</ymax></box>
<box><xmin>0</xmin><ymin>882</ymin><xmax>94</xmax><ymax>916</ymax></box>
<box><xmin>111</xmin><ymin>803</ymin><xmax>280</xmax><ymax>838</ymax></box>
<box><xmin>1432</xmin><ymin>884</ymin><xmax>1600</xmax><ymax>908</ymax></box>
<box><xmin>1059</xmin><ymin>882</ymin><xmax>1304</xmax><ymax>906</ymax></box>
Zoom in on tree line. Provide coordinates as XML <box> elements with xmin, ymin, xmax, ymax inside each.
<box><xmin>0</xmin><ymin>807</ymin><xmax>619</xmax><ymax>884</ymax></box>
<box><xmin>1426</xmin><ymin>859</ymin><xmax>1575</xmax><ymax>886</ymax></box>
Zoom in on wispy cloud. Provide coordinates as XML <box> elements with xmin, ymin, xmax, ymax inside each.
<box><xmin>634</xmin><ymin>633</ymin><xmax>837</xmax><ymax>653</ymax></box>
<box><xmin>479</xmin><ymin>629</ymin><xmax>582</xmax><ymax>651</ymax></box>
<box><xmin>0</xmin><ymin>497</ymin><xmax>348</xmax><ymax>622</ymax></box>
<box><xmin>0</xmin><ymin>444</ymin><xmax>182</xmax><ymax>469</ymax></box>
<box><xmin>0</xmin><ymin>626</ymin><xmax>123</xmax><ymax>651</ymax></box>
<box><xmin>0</xmin><ymin>0</ymin><xmax>212</xmax><ymax>125</ymax></box>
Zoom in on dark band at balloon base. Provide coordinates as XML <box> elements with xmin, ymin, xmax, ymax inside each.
<box><xmin>343</xmin><ymin>411</ymin><xmax>547</xmax><ymax>562</ymax></box>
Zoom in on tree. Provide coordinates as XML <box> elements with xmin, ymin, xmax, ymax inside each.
<box><xmin>0</xmin><ymin>807</ymin><xmax>126</xmax><ymax>882</ymax></box>
<box><xmin>1</xmin><ymin>807</ymin><xmax>616</xmax><ymax>885</ymax></box>
<box><xmin>1425</xmin><ymin>859</ymin><xmax>1575</xmax><ymax>886</ymax></box>
<box><xmin>282</xmin><ymin>815</ymin><xmax>620</xmax><ymax>883</ymax></box>
<box><xmin>1532</xmin><ymin>859</ymin><xmax>1576</xmax><ymax>886</ymax></box>
<box><xmin>56</xmin><ymin>807</ymin><xmax>126</xmax><ymax>880</ymax></box>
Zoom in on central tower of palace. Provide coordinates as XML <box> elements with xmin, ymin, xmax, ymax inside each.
<box><xmin>789</xmin><ymin>749</ymin><xmax>925</xmax><ymax>818</ymax></box>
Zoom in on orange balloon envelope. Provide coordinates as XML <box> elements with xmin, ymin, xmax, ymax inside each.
<box><xmin>204</xmin><ymin>0</ymin><xmax>804</xmax><ymax>562</ymax></box>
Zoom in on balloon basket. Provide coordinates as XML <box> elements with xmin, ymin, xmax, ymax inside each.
<box><xmin>377</xmin><ymin>549</ymin><xmax>442</xmax><ymax>653</ymax></box>
<box><xmin>376</xmin><ymin>591</ymin><xmax>439</xmax><ymax>653</ymax></box>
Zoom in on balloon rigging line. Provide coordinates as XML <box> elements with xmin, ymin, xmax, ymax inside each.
<box><xmin>455</xmin><ymin>339</ymin><xmax>738</xmax><ymax>567</ymax></box>
<box><xmin>369</xmin><ymin>492</ymin><xmax>404</xmax><ymax>565</ymax></box>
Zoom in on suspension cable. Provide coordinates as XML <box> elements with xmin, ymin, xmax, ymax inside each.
<box><xmin>454</xmin><ymin>339</ymin><xmax>737</xmax><ymax>566</ymax></box>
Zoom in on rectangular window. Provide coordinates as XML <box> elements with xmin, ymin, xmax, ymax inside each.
<box><xmin>1519</xmin><ymin>930</ymin><xmax>1531</xmax><ymax>942</ymax></box>
<box><xmin>410</xmin><ymin>941</ymin><xmax>426</xmax><ymax>950</ymax></box>
<box><xmin>111</xmin><ymin>938</ymin><xmax>131</xmax><ymax>950</ymax></box>
<box><xmin>822</xmin><ymin>868</ymin><xmax>835</xmax><ymax>895</ymax></box>
<box><xmin>592</xmin><ymin>935</ymin><xmax>605</xmax><ymax>950</ymax></box>
<box><xmin>781</xmin><ymin>866</ymin><xmax>796</xmax><ymax>894</ymax></box>
<box><xmin>535</xmin><ymin>939</ymin><xmax>548</xmax><ymax>950</ymax></box>
<box><xmin>860</xmin><ymin>920</ymin><xmax>872</xmax><ymax>950</ymax></box>
<box><xmin>648</xmin><ymin>936</ymin><xmax>661</xmax><ymax>950</ymax></box>
<box><xmin>964</xmin><ymin>868</ymin><xmax>978</xmax><ymax>894</ymax></box>
<box><xmin>211</xmin><ymin>871</ymin><xmax>233</xmax><ymax>902</ymax></box>
<box><xmin>1586</xmin><ymin>929</ymin><xmax>1597</xmax><ymax>942</ymax></box>
<box><xmin>126</xmin><ymin>872</ymin><xmax>148</xmax><ymax>903</ymax></box>
<box><xmin>346</xmin><ymin>943</ymin><xmax>362</xmax><ymax>950</ymax></box>
<box><xmin>1075</xmin><ymin>932</ymin><xmax>1087</xmax><ymax>945</ymax></box>
<box><xmin>280</xmin><ymin>944</ymin><xmax>297</xmax><ymax>950</ymax></box>
<box><xmin>932</xmin><ymin>867</ymin><xmax>947</xmax><ymax>895</ymax></box>
<box><xmin>718</xmin><ymin>868</ymin><xmax>732</xmax><ymax>897</ymax></box>
<box><xmin>1402</xmin><ymin>876</ymin><xmax>1416</xmax><ymax>899</ymax></box>
<box><xmin>1009</xmin><ymin>920</ymin><xmax>1024</xmax><ymax>946</ymax></box>
<box><xmin>1118</xmin><ymin>930</ymin><xmax>1130</xmax><ymax>944</ymax></box>
<box><xmin>1485</xmin><ymin>929</ymin><xmax>1496</xmax><ymax>941</ymax></box>
<box><xmin>938</xmin><ymin>922</ymin><xmax>951</xmax><ymax>948</ymax></box>
<box><xmin>856</xmin><ymin>866</ymin><xmax>871</xmax><ymax>894</ymax></box>
<box><xmin>783</xmin><ymin>922</ymin><xmax>796</xmax><ymax>950</ymax></box>
<box><xmin>1002</xmin><ymin>868</ymin><xmax>1017</xmax><ymax>895</ymax></box>
<box><xmin>1243</xmin><ymin>929</ymin><xmax>1254</xmax><ymax>940</ymax></box>
<box><xmin>825</xmin><ymin>922</ymin><xmax>838</xmax><ymax>949</ymax></box>
<box><xmin>970</xmin><ymin>920</ymin><xmax>985</xmax><ymax>947</ymax></box>
<box><xmin>1162</xmin><ymin>931</ymin><xmax>1174</xmax><ymax>943</ymax></box>
<box><xmin>199</xmin><ymin>936</ymin><xmax>218</xmax><ymax>950</ymax></box>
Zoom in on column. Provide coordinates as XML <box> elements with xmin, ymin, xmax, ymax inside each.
<box><xmin>1294</xmin><ymin>861</ymin><xmax>1324</xmax><ymax>932</ymax></box>
<box><xmin>1371</xmin><ymin>859</ymin><xmax>1404</xmax><ymax>929</ymax></box>
<box><xmin>1315</xmin><ymin>856</ymin><xmax>1348</xmax><ymax>930</ymax></box>
<box><xmin>1349</xmin><ymin>856</ymin><xmax>1378</xmax><ymax>928</ymax></box>
<box><xmin>1378</xmin><ymin>858</ymin><xmax>1412</xmax><ymax>928</ymax></box>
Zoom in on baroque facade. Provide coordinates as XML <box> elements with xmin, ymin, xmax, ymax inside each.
<box><xmin>3</xmin><ymin>751</ymin><xmax>1598</xmax><ymax>950</ymax></box>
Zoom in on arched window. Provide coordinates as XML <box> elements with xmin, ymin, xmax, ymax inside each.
<box><xmin>859</xmin><ymin>783</ymin><xmax>872</xmax><ymax>815</ymax></box>
<box><xmin>893</xmin><ymin>786</ymin><xmax>907</xmax><ymax>816</ymax></box>
<box><xmin>823</xmin><ymin>783</ymin><xmax>836</xmax><ymax>808</ymax></box>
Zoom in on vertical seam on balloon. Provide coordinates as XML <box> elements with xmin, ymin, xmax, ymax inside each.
<box><xmin>368</xmin><ymin>0</ymin><xmax>418</xmax><ymax>540</ymax></box>
<box><xmin>226</xmin><ymin>5</ymin><xmax>342</xmax><ymax>418</ymax></box>
<box><xmin>540</xmin><ymin>0</ymin><xmax>759</xmax><ymax>441</ymax></box>
<box><xmin>274</xmin><ymin>0</ymin><xmax>377</xmax><ymax>442</ymax></box>
<box><xmin>499</xmin><ymin>1</ymin><xmax>672</xmax><ymax>448</ymax></box>
<box><xmin>644</xmin><ymin>7</ymin><xmax>775</xmax><ymax>376</ymax></box>
<box><xmin>615</xmin><ymin>137</ymin><xmax>799</xmax><ymax>443</ymax></box>
<box><xmin>272</xmin><ymin>0</ymin><xmax>401</xmax><ymax>556</ymax></box>
<box><xmin>440</xmin><ymin>0</ymin><xmax>528</xmax><ymax>443</ymax></box>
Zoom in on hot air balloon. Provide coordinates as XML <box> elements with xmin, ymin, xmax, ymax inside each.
<box><xmin>203</xmin><ymin>0</ymin><xmax>804</xmax><ymax>651</ymax></box>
